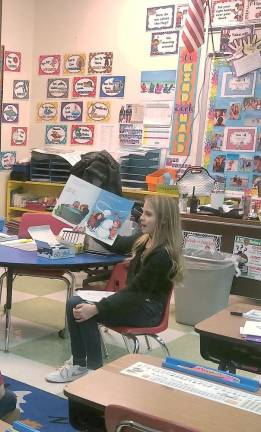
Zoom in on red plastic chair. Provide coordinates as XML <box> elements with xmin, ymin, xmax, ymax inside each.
<box><xmin>105</xmin><ymin>404</ymin><xmax>198</xmax><ymax>432</ymax></box>
<box><xmin>105</xmin><ymin>286</ymin><xmax>173</xmax><ymax>357</ymax></box>
<box><xmin>0</xmin><ymin>212</ymin><xmax>75</xmax><ymax>337</ymax></box>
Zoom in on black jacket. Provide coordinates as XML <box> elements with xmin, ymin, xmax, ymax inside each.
<box><xmin>71</xmin><ymin>150</ymin><xmax>122</xmax><ymax>195</ymax></box>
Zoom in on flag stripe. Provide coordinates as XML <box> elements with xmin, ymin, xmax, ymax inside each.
<box><xmin>182</xmin><ymin>0</ymin><xmax>206</xmax><ymax>53</ymax></box>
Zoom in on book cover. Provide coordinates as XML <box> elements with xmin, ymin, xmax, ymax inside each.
<box><xmin>52</xmin><ymin>175</ymin><xmax>134</xmax><ymax>245</ymax></box>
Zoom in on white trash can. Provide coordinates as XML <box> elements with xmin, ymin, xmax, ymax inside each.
<box><xmin>174</xmin><ymin>251</ymin><xmax>239</xmax><ymax>326</ymax></box>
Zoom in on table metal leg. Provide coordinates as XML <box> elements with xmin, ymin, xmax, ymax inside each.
<box><xmin>4</xmin><ymin>269</ymin><xmax>13</xmax><ymax>353</ymax></box>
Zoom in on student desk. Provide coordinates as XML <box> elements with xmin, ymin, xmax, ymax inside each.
<box><xmin>64</xmin><ymin>354</ymin><xmax>261</xmax><ymax>432</ymax></box>
<box><xmin>0</xmin><ymin>244</ymin><xmax>124</xmax><ymax>352</ymax></box>
<box><xmin>195</xmin><ymin>303</ymin><xmax>261</xmax><ymax>374</ymax></box>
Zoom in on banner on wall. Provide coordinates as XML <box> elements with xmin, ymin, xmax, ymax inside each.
<box><xmin>170</xmin><ymin>48</ymin><xmax>199</xmax><ymax>156</ymax></box>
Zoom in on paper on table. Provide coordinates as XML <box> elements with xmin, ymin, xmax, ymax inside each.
<box><xmin>241</xmin><ymin>320</ymin><xmax>261</xmax><ymax>337</ymax></box>
<box><xmin>75</xmin><ymin>290</ymin><xmax>115</xmax><ymax>303</ymax></box>
<box><xmin>1</xmin><ymin>239</ymin><xmax>37</xmax><ymax>251</ymax></box>
<box><xmin>28</xmin><ymin>225</ymin><xmax>60</xmax><ymax>247</ymax></box>
<box><xmin>244</xmin><ymin>309</ymin><xmax>261</xmax><ymax>321</ymax></box>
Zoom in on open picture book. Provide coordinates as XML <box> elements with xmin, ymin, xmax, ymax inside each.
<box><xmin>52</xmin><ymin>175</ymin><xmax>134</xmax><ymax>245</ymax></box>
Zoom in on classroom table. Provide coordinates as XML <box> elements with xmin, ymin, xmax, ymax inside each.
<box><xmin>64</xmin><ymin>354</ymin><xmax>261</xmax><ymax>432</ymax></box>
<box><xmin>195</xmin><ymin>303</ymin><xmax>261</xmax><ymax>374</ymax></box>
<box><xmin>0</xmin><ymin>244</ymin><xmax>124</xmax><ymax>352</ymax></box>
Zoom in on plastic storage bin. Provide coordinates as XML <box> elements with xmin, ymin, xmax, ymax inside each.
<box><xmin>174</xmin><ymin>252</ymin><xmax>237</xmax><ymax>326</ymax></box>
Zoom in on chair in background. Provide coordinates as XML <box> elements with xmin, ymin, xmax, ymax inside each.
<box><xmin>105</xmin><ymin>404</ymin><xmax>198</xmax><ymax>432</ymax></box>
<box><xmin>0</xmin><ymin>212</ymin><xmax>75</xmax><ymax>337</ymax></box>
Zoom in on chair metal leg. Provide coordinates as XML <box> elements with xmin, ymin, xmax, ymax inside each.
<box><xmin>144</xmin><ymin>335</ymin><xmax>152</xmax><ymax>351</ymax></box>
<box><xmin>122</xmin><ymin>334</ymin><xmax>140</xmax><ymax>354</ymax></box>
<box><xmin>58</xmin><ymin>271</ymin><xmax>75</xmax><ymax>339</ymax></box>
<box><xmin>99</xmin><ymin>325</ymin><xmax>109</xmax><ymax>359</ymax></box>
<box><xmin>149</xmin><ymin>334</ymin><xmax>170</xmax><ymax>357</ymax></box>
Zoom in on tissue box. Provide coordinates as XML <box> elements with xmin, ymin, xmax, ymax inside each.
<box><xmin>37</xmin><ymin>244</ymin><xmax>75</xmax><ymax>259</ymax></box>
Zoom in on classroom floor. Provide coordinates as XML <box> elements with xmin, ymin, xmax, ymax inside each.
<box><xmin>0</xmin><ymin>271</ymin><xmax>259</xmax><ymax>398</ymax></box>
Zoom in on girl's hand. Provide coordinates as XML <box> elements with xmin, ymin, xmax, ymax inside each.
<box><xmin>73</xmin><ymin>303</ymin><xmax>98</xmax><ymax>323</ymax></box>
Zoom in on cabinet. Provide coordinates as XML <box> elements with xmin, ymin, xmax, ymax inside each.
<box><xmin>6</xmin><ymin>180</ymin><xmax>65</xmax><ymax>222</ymax></box>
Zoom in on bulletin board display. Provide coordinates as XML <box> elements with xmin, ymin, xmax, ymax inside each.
<box><xmin>202</xmin><ymin>57</ymin><xmax>261</xmax><ymax>191</ymax></box>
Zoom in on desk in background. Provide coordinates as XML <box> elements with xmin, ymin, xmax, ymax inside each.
<box><xmin>64</xmin><ymin>354</ymin><xmax>261</xmax><ymax>432</ymax></box>
<box><xmin>195</xmin><ymin>303</ymin><xmax>261</xmax><ymax>374</ymax></box>
<box><xmin>0</xmin><ymin>244</ymin><xmax>124</xmax><ymax>352</ymax></box>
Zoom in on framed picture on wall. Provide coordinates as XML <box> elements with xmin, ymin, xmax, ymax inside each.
<box><xmin>221</xmin><ymin>71</ymin><xmax>256</xmax><ymax>97</ymax></box>
<box><xmin>223</xmin><ymin>127</ymin><xmax>257</xmax><ymax>152</ymax></box>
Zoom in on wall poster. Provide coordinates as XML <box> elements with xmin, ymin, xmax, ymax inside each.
<box><xmin>140</xmin><ymin>70</ymin><xmax>176</xmax><ymax>99</ymax></box>
<box><xmin>47</xmin><ymin>78</ymin><xmax>69</xmax><ymax>98</ymax></box>
<box><xmin>11</xmin><ymin>127</ymin><xmax>27</xmax><ymax>146</ymax></box>
<box><xmin>4</xmin><ymin>51</ymin><xmax>21</xmax><ymax>72</ymax></box>
<box><xmin>150</xmin><ymin>31</ymin><xmax>179</xmax><ymax>55</ymax></box>
<box><xmin>87</xmin><ymin>101</ymin><xmax>111</xmax><ymax>122</ymax></box>
<box><xmin>211</xmin><ymin>0</ymin><xmax>245</xmax><ymax>26</ymax></box>
<box><xmin>88</xmin><ymin>52</ymin><xmax>113</xmax><ymax>74</ymax></box>
<box><xmin>2</xmin><ymin>104</ymin><xmax>19</xmax><ymax>123</ymax></box>
<box><xmin>0</xmin><ymin>151</ymin><xmax>16</xmax><ymax>170</ymax></box>
<box><xmin>63</xmin><ymin>54</ymin><xmax>86</xmax><ymax>75</ymax></box>
<box><xmin>60</xmin><ymin>102</ymin><xmax>83</xmax><ymax>122</ymax></box>
<box><xmin>183</xmin><ymin>231</ymin><xmax>222</xmax><ymax>252</ymax></box>
<box><xmin>72</xmin><ymin>77</ymin><xmax>97</xmax><ymax>97</ymax></box>
<box><xmin>39</xmin><ymin>55</ymin><xmax>61</xmax><ymax>75</ymax></box>
<box><xmin>37</xmin><ymin>102</ymin><xmax>58</xmax><ymax>122</ymax></box>
<box><xmin>233</xmin><ymin>235</ymin><xmax>261</xmax><ymax>281</ymax></box>
<box><xmin>45</xmin><ymin>125</ymin><xmax>67</xmax><ymax>145</ymax></box>
<box><xmin>13</xmin><ymin>80</ymin><xmax>29</xmax><ymax>100</ymax></box>
<box><xmin>71</xmin><ymin>125</ymin><xmax>94</xmax><ymax>145</ymax></box>
<box><xmin>170</xmin><ymin>48</ymin><xmax>199</xmax><ymax>156</ymax></box>
<box><xmin>99</xmin><ymin>76</ymin><xmax>125</xmax><ymax>98</ymax></box>
<box><xmin>146</xmin><ymin>5</ymin><xmax>175</xmax><ymax>31</ymax></box>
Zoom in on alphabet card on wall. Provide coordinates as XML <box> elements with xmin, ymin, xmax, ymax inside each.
<box><xmin>71</xmin><ymin>125</ymin><xmax>94</xmax><ymax>145</ymax></box>
<box><xmin>45</xmin><ymin>125</ymin><xmax>67</xmax><ymax>145</ymax></box>
<box><xmin>146</xmin><ymin>5</ymin><xmax>175</xmax><ymax>31</ymax></box>
<box><xmin>4</xmin><ymin>51</ymin><xmax>21</xmax><ymax>72</ymax></box>
<box><xmin>11</xmin><ymin>127</ymin><xmax>27</xmax><ymax>146</ymax></box>
<box><xmin>39</xmin><ymin>55</ymin><xmax>61</xmax><ymax>75</ymax></box>
<box><xmin>36</xmin><ymin>102</ymin><xmax>58</xmax><ymax>122</ymax></box>
<box><xmin>13</xmin><ymin>80</ymin><xmax>29</xmax><ymax>99</ymax></box>
<box><xmin>63</xmin><ymin>53</ymin><xmax>86</xmax><ymax>75</ymax></box>
<box><xmin>47</xmin><ymin>78</ymin><xmax>69</xmax><ymax>98</ymax></box>
<box><xmin>150</xmin><ymin>31</ymin><xmax>179</xmax><ymax>56</ymax></box>
<box><xmin>2</xmin><ymin>103</ymin><xmax>19</xmax><ymax>123</ymax></box>
<box><xmin>60</xmin><ymin>102</ymin><xmax>83</xmax><ymax>122</ymax></box>
<box><xmin>72</xmin><ymin>76</ymin><xmax>97</xmax><ymax>97</ymax></box>
<box><xmin>88</xmin><ymin>52</ymin><xmax>113</xmax><ymax>74</ymax></box>
<box><xmin>86</xmin><ymin>101</ymin><xmax>111</xmax><ymax>122</ymax></box>
<box><xmin>99</xmin><ymin>76</ymin><xmax>125</xmax><ymax>98</ymax></box>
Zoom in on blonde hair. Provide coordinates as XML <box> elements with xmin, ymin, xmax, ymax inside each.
<box><xmin>132</xmin><ymin>196</ymin><xmax>183</xmax><ymax>282</ymax></box>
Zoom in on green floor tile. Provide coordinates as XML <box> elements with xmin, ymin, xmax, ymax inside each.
<box><xmin>12</xmin><ymin>298</ymin><xmax>66</xmax><ymax>329</ymax></box>
<box><xmin>12</xmin><ymin>276</ymin><xmax>66</xmax><ymax>296</ymax></box>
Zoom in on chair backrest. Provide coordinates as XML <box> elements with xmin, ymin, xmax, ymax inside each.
<box><xmin>105</xmin><ymin>261</ymin><xmax>129</xmax><ymax>292</ymax></box>
<box><xmin>18</xmin><ymin>212</ymin><xmax>71</xmax><ymax>239</ymax></box>
<box><xmin>105</xmin><ymin>405</ymin><xmax>198</xmax><ymax>432</ymax></box>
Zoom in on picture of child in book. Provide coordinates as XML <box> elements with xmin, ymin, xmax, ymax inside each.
<box><xmin>214</xmin><ymin>109</ymin><xmax>226</xmax><ymax>127</ymax></box>
<box><xmin>229</xmin><ymin>103</ymin><xmax>241</xmax><ymax>120</ymax></box>
<box><xmin>87</xmin><ymin>210</ymin><xmax>110</xmax><ymax>230</ymax></box>
<box><xmin>108</xmin><ymin>218</ymin><xmax>122</xmax><ymax>240</ymax></box>
<box><xmin>213</xmin><ymin>155</ymin><xmax>226</xmax><ymax>173</ymax></box>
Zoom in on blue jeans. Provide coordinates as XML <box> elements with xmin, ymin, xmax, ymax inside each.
<box><xmin>0</xmin><ymin>389</ymin><xmax>17</xmax><ymax>418</ymax></box>
<box><xmin>67</xmin><ymin>293</ymin><xmax>163</xmax><ymax>370</ymax></box>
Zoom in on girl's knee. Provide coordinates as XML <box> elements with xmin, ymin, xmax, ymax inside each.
<box><xmin>66</xmin><ymin>295</ymin><xmax>83</xmax><ymax>313</ymax></box>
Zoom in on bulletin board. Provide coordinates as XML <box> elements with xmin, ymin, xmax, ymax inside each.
<box><xmin>202</xmin><ymin>57</ymin><xmax>261</xmax><ymax>191</ymax></box>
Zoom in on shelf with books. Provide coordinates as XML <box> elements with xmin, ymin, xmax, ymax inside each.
<box><xmin>6</xmin><ymin>180</ymin><xmax>65</xmax><ymax>222</ymax></box>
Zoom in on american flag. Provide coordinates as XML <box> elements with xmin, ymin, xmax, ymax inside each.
<box><xmin>182</xmin><ymin>0</ymin><xmax>206</xmax><ymax>53</ymax></box>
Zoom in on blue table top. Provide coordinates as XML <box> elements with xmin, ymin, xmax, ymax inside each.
<box><xmin>0</xmin><ymin>244</ymin><xmax>124</xmax><ymax>269</ymax></box>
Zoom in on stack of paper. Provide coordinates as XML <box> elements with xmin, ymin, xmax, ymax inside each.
<box><xmin>241</xmin><ymin>320</ymin><xmax>261</xmax><ymax>343</ymax></box>
<box><xmin>0</xmin><ymin>232</ymin><xmax>18</xmax><ymax>242</ymax></box>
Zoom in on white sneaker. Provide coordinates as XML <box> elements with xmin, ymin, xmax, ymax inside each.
<box><xmin>46</xmin><ymin>362</ymin><xmax>88</xmax><ymax>383</ymax></box>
